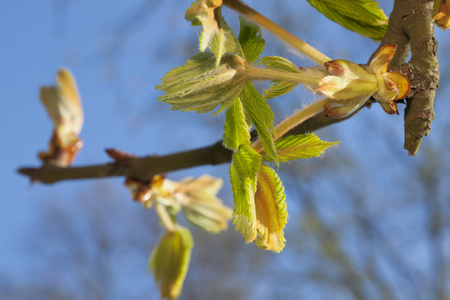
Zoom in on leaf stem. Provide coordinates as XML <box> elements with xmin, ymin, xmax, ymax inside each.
<box><xmin>246</xmin><ymin>65</ymin><xmax>324</xmax><ymax>86</ymax></box>
<box><xmin>251</xmin><ymin>98</ymin><xmax>329</xmax><ymax>153</ymax></box>
<box><xmin>222</xmin><ymin>0</ymin><xmax>331</xmax><ymax>65</ymax></box>
<box><xmin>155</xmin><ymin>202</ymin><xmax>176</xmax><ymax>232</ymax></box>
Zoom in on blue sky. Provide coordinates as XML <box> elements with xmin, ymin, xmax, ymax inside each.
<box><xmin>1</xmin><ymin>0</ymin><xmax>449</xmax><ymax>299</ymax></box>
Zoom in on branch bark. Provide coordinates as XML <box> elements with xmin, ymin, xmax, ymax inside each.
<box><xmin>372</xmin><ymin>0</ymin><xmax>439</xmax><ymax>156</ymax></box>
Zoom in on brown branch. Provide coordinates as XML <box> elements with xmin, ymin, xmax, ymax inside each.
<box><xmin>373</xmin><ymin>0</ymin><xmax>440</xmax><ymax>155</ymax></box>
<box><xmin>18</xmin><ymin>142</ymin><xmax>232</xmax><ymax>184</ymax></box>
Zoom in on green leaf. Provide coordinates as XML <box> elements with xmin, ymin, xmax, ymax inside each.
<box><xmin>230</xmin><ymin>145</ymin><xmax>262</xmax><ymax>243</ymax></box>
<box><xmin>233</xmin><ymin>144</ymin><xmax>262</xmax><ymax>179</ymax></box>
<box><xmin>223</xmin><ymin>97</ymin><xmax>250</xmax><ymax>150</ymax></box>
<box><xmin>157</xmin><ymin>52</ymin><xmax>247</xmax><ymax>114</ymax></box>
<box><xmin>259</xmin><ymin>56</ymin><xmax>327</xmax><ymax>99</ymax></box>
<box><xmin>240</xmin><ymin>81</ymin><xmax>278</xmax><ymax>164</ymax></box>
<box><xmin>263</xmin><ymin>81</ymin><xmax>298</xmax><ymax>99</ymax></box>
<box><xmin>306</xmin><ymin>0</ymin><xmax>388</xmax><ymax>41</ymax></box>
<box><xmin>254</xmin><ymin>164</ymin><xmax>287</xmax><ymax>253</ymax></box>
<box><xmin>263</xmin><ymin>133</ymin><xmax>340</xmax><ymax>162</ymax></box>
<box><xmin>258</xmin><ymin>56</ymin><xmax>301</xmax><ymax>99</ymax></box>
<box><xmin>149</xmin><ymin>226</ymin><xmax>193</xmax><ymax>300</ymax></box>
<box><xmin>259</xmin><ymin>56</ymin><xmax>299</xmax><ymax>73</ymax></box>
<box><xmin>238</xmin><ymin>16</ymin><xmax>265</xmax><ymax>64</ymax></box>
<box><xmin>185</xmin><ymin>1</ymin><xmax>241</xmax><ymax>66</ymax></box>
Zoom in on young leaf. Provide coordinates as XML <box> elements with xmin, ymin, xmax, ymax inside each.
<box><xmin>185</xmin><ymin>1</ymin><xmax>241</xmax><ymax>65</ymax></box>
<box><xmin>238</xmin><ymin>16</ymin><xmax>265</xmax><ymax>64</ymax></box>
<box><xmin>223</xmin><ymin>97</ymin><xmax>250</xmax><ymax>150</ymax></box>
<box><xmin>258</xmin><ymin>56</ymin><xmax>326</xmax><ymax>99</ymax></box>
<box><xmin>230</xmin><ymin>145</ymin><xmax>262</xmax><ymax>243</ymax></box>
<box><xmin>262</xmin><ymin>133</ymin><xmax>339</xmax><ymax>162</ymax></box>
<box><xmin>157</xmin><ymin>52</ymin><xmax>247</xmax><ymax>114</ymax></box>
<box><xmin>259</xmin><ymin>56</ymin><xmax>299</xmax><ymax>73</ymax></box>
<box><xmin>263</xmin><ymin>81</ymin><xmax>298</xmax><ymax>99</ymax></box>
<box><xmin>240</xmin><ymin>81</ymin><xmax>278</xmax><ymax>164</ymax></box>
<box><xmin>233</xmin><ymin>144</ymin><xmax>262</xmax><ymax>180</ymax></box>
<box><xmin>177</xmin><ymin>176</ymin><xmax>233</xmax><ymax>234</ymax></box>
<box><xmin>149</xmin><ymin>226</ymin><xmax>193</xmax><ymax>300</ymax></box>
<box><xmin>39</xmin><ymin>68</ymin><xmax>84</xmax><ymax>166</ymax></box>
<box><xmin>306</xmin><ymin>0</ymin><xmax>388</xmax><ymax>41</ymax></box>
<box><xmin>254</xmin><ymin>164</ymin><xmax>287</xmax><ymax>253</ymax></box>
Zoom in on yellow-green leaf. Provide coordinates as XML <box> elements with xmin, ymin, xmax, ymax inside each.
<box><xmin>263</xmin><ymin>133</ymin><xmax>339</xmax><ymax>162</ymax></box>
<box><xmin>157</xmin><ymin>52</ymin><xmax>247</xmax><ymax>114</ymax></box>
<box><xmin>240</xmin><ymin>81</ymin><xmax>278</xmax><ymax>164</ymax></box>
<box><xmin>306</xmin><ymin>0</ymin><xmax>388</xmax><ymax>41</ymax></box>
<box><xmin>149</xmin><ymin>226</ymin><xmax>193</xmax><ymax>300</ymax></box>
<box><xmin>254</xmin><ymin>164</ymin><xmax>287</xmax><ymax>253</ymax></box>
<box><xmin>229</xmin><ymin>145</ymin><xmax>262</xmax><ymax>243</ymax></box>
<box><xmin>223</xmin><ymin>97</ymin><xmax>250</xmax><ymax>150</ymax></box>
<box><xmin>238</xmin><ymin>16</ymin><xmax>265</xmax><ymax>64</ymax></box>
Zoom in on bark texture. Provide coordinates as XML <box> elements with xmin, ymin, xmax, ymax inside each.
<box><xmin>373</xmin><ymin>0</ymin><xmax>440</xmax><ymax>155</ymax></box>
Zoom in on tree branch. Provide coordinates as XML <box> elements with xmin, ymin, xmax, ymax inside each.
<box><xmin>18</xmin><ymin>142</ymin><xmax>232</xmax><ymax>184</ymax></box>
<box><xmin>373</xmin><ymin>0</ymin><xmax>439</xmax><ymax>156</ymax></box>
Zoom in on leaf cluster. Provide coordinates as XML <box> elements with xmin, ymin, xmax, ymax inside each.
<box><xmin>157</xmin><ymin>2</ymin><xmax>339</xmax><ymax>256</ymax></box>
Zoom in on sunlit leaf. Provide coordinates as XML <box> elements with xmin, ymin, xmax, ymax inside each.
<box><xmin>149</xmin><ymin>226</ymin><xmax>193</xmax><ymax>300</ymax></box>
<box><xmin>263</xmin><ymin>81</ymin><xmax>298</xmax><ymax>99</ymax></box>
<box><xmin>306</xmin><ymin>0</ymin><xmax>388</xmax><ymax>41</ymax></box>
<box><xmin>263</xmin><ymin>133</ymin><xmax>339</xmax><ymax>162</ymax></box>
<box><xmin>254</xmin><ymin>164</ymin><xmax>287</xmax><ymax>252</ymax></box>
<box><xmin>157</xmin><ymin>52</ymin><xmax>247</xmax><ymax>114</ymax></box>
<box><xmin>223</xmin><ymin>97</ymin><xmax>251</xmax><ymax>150</ymax></box>
<box><xmin>240</xmin><ymin>81</ymin><xmax>278</xmax><ymax>164</ymax></box>
<box><xmin>259</xmin><ymin>56</ymin><xmax>299</xmax><ymax>73</ymax></box>
<box><xmin>238</xmin><ymin>16</ymin><xmax>265</xmax><ymax>64</ymax></box>
<box><xmin>230</xmin><ymin>145</ymin><xmax>262</xmax><ymax>243</ymax></box>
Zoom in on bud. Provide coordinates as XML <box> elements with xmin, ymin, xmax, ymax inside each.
<box><xmin>149</xmin><ymin>226</ymin><xmax>193</xmax><ymax>300</ymax></box>
<box><xmin>39</xmin><ymin>68</ymin><xmax>83</xmax><ymax>166</ymax></box>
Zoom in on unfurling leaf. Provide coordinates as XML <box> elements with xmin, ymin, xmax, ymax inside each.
<box><xmin>306</xmin><ymin>0</ymin><xmax>388</xmax><ymax>41</ymax></box>
<box><xmin>230</xmin><ymin>145</ymin><xmax>262</xmax><ymax>242</ymax></box>
<box><xmin>185</xmin><ymin>0</ymin><xmax>241</xmax><ymax>65</ymax></box>
<box><xmin>240</xmin><ymin>82</ymin><xmax>278</xmax><ymax>164</ymax></box>
<box><xmin>238</xmin><ymin>16</ymin><xmax>265</xmax><ymax>64</ymax></box>
<box><xmin>254</xmin><ymin>164</ymin><xmax>287</xmax><ymax>252</ymax></box>
<box><xmin>263</xmin><ymin>133</ymin><xmax>340</xmax><ymax>162</ymax></box>
<box><xmin>149</xmin><ymin>226</ymin><xmax>193</xmax><ymax>300</ymax></box>
<box><xmin>175</xmin><ymin>176</ymin><xmax>232</xmax><ymax>233</ymax></box>
<box><xmin>39</xmin><ymin>68</ymin><xmax>84</xmax><ymax>167</ymax></box>
<box><xmin>223</xmin><ymin>97</ymin><xmax>250</xmax><ymax>150</ymax></box>
<box><xmin>157</xmin><ymin>52</ymin><xmax>248</xmax><ymax>114</ymax></box>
